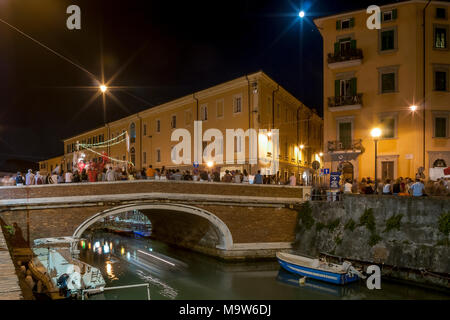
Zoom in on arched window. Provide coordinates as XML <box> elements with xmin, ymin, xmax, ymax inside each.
<box><xmin>130</xmin><ymin>147</ymin><xmax>136</xmax><ymax>165</ymax></box>
<box><xmin>433</xmin><ymin>159</ymin><xmax>447</xmax><ymax>168</ymax></box>
<box><xmin>130</xmin><ymin>123</ymin><xmax>136</xmax><ymax>143</ymax></box>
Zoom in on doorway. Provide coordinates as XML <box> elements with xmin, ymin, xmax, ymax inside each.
<box><xmin>381</xmin><ymin>161</ymin><xmax>394</xmax><ymax>181</ymax></box>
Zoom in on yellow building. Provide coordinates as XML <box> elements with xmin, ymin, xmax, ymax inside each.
<box><xmin>59</xmin><ymin>71</ymin><xmax>323</xmax><ymax>183</ymax></box>
<box><xmin>38</xmin><ymin>155</ymin><xmax>64</xmax><ymax>175</ymax></box>
<box><xmin>314</xmin><ymin>0</ymin><xmax>450</xmax><ymax>182</ymax></box>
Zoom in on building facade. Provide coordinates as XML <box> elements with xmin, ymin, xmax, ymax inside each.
<box><xmin>314</xmin><ymin>0</ymin><xmax>450</xmax><ymax>182</ymax></box>
<box><xmin>59</xmin><ymin>71</ymin><xmax>323</xmax><ymax>183</ymax></box>
<box><xmin>38</xmin><ymin>155</ymin><xmax>64</xmax><ymax>175</ymax></box>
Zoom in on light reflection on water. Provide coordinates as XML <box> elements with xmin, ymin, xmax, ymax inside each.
<box><xmin>78</xmin><ymin>230</ymin><xmax>450</xmax><ymax>300</ymax></box>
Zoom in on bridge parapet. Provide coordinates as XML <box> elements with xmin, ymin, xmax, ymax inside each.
<box><xmin>0</xmin><ymin>180</ymin><xmax>306</xmax><ymax>202</ymax></box>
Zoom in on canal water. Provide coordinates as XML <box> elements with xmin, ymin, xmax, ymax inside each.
<box><xmin>78</xmin><ymin>230</ymin><xmax>449</xmax><ymax>300</ymax></box>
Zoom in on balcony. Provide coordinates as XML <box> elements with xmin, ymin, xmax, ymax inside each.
<box><xmin>327</xmin><ymin>139</ymin><xmax>364</xmax><ymax>153</ymax></box>
<box><xmin>327</xmin><ymin>94</ymin><xmax>363</xmax><ymax>112</ymax></box>
<box><xmin>327</xmin><ymin>48</ymin><xmax>363</xmax><ymax>69</ymax></box>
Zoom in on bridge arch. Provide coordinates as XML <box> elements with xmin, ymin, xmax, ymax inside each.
<box><xmin>72</xmin><ymin>203</ymin><xmax>234</xmax><ymax>250</ymax></box>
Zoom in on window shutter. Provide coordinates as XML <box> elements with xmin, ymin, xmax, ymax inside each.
<box><xmin>351</xmin><ymin>39</ymin><xmax>356</xmax><ymax>49</ymax></box>
<box><xmin>335</xmin><ymin>80</ymin><xmax>340</xmax><ymax>97</ymax></box>
<box><xmin>334</xmin><ymin>42</ymin><xmax>340</xmax><ymax>55</ymax></box>
<box><xmin>351</xmin><ymin>78</ymin><xmax>357</xmax><ymax>96</ymax></box>
<box><xmin>350</xmin><ymin>18</ymin><xmax>355</xmax><ymax>28</ymax></box>
<box><xmin>392</xmin><ymin>9</ymin><xmax>397</xmax><ymax>19</ymax></box>
<box><xmin>379</xmin><ymin>12</ymin><xmax>383</xmax><ymax>22</ymax></box>
<box><xmin>336</xmin><ymin>20</ymin><xmax>341</xmax><ymax>30</ymax></box>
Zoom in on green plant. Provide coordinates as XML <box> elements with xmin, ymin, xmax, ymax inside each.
<box><xmin>359</xmin><ymin>208</ymin><xmax>376</xmax><ymax>233</ymax></box>
<box><xmin>384</xmin><ymin>214</ymin><xmax>403</xmax><ymax>233</ymax></box>
<box><xmin>344</xmin><ymin>219</ymin><xmax>356</xmax><ymax>232</ymax></box>
<box><xmin>327</xmin><ymin>218</ymin><xmax>341</xmax><ymax>232</ymax></box>
<box><xmin>369</xmin><ymin>233</ymin><xmax>382</xmax><ymax>246</ymax></box>
<box><xmin>297</xmin><ymin>201</ymin><xmax>315</xmax><ymax>230</ymax></box>
<box><xmin>435</xmin><ymin>238</ymin><xmax>449</xmax><ymax>247</ymax></box>
<box><xmin>438</xmin><ymin>212</ymin><xmax>450</xmax><ymax>236</ymax></box>
<box><xmin>335</xmin><ymin>236</ymin><xmax>343</xmax><ymax>246</ymax></box>
<box><xmin>3</xmin><ymin>225</ymin><xmax>14</xmax><ymax>235</ymax></box>
<box><xmin>315</xmin><ymin>222</ymin><xmax>326</xmax><ymax>232</ymax></box>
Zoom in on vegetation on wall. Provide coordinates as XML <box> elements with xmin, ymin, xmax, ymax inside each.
<box><xmin>359</xmin><ymin>208</ymin><xmax>381</xmax><ymax>246</ymax></box>
<box><xmin>384</xmin><ymin>214</ymin><xmax>403</xmax><ymax>233</ymax></box>
<box><xmin>438</xmin><ymin>212</ymin><xmax>450</xmax><ymax>236</ymax></box>
<box><xmin>344</xmin><ymin>219</ymin><xmax>356</xmax><ymax>232</ymax></box>
<box><xmin>296</xmin><ymin>202</ymin><xmax>315</xmax><ymax>230</ymax></box>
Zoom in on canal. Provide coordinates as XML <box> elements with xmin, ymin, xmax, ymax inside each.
<box><xmin>78</xmin><ymin>230</ymin><xmax>450</xmax><ymax>300</ymax></box>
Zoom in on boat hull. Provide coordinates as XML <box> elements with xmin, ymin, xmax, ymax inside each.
<box><xmin>277</xmin><ymin>257</ymin><xmax>359</xmax><ymax>285</ymax></box>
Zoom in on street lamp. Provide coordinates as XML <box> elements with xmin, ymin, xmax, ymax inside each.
<box><xmin>371</xmin><ymin>128</ymin><xmax>382</xmax><ymax>191</ymax></box>
<box><xmin>207</xmin><ymin>161</ymin><xmax>214</xmax><ymax>168</ymax></box>
<box><xmin>100</xmin><ymin>84</ymin><xmax>107</xmax><ymax>93</ymax></box>
<box><xmin>410</xmin><ymin>105</ymin><xmax>417</xmax><ymax>112</ymax></box>
<box><xmin>299</xmin><ymin>11</ymin><xmax>305</xmax><ymax>18</ymax></box>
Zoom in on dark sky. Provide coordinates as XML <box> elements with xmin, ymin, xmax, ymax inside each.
<box><xmin>0</xmin><ymin>0</ymin><xmax>408</xmax><ymax>162</ymax></box>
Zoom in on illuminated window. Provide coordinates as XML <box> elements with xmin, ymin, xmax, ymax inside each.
<box><xmin>434</xmin><ymin>25</ymin><xmax>448</xmax><ymax>49</ymax></box>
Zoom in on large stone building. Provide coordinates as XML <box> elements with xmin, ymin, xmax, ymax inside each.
<box><xmin>45</xmin><ymin>71</ymin><xmax>323</xmax><ymax>183</ymax></box>
<box><xmin>314</xmin><ymin>0</ymin><xmax>450</xmax><ymax>182</ymax></box>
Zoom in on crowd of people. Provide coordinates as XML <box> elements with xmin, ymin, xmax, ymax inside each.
<box><xmin>340</xmin><ymin>176</ymin><xmax>449</xmax><ymax>197</ymax></box>
<box><xmin>3</xmin><ymin>165</ymin><xmax>448</xmax><ymax>197</ymax></box>
<box><xmin>3</xmin><ymin>164</ymin><xmax>300</xmax><ymax>186</ymax></box>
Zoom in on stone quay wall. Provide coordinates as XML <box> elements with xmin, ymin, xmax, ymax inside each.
<box><xmin>294</xmin><ymin>195</ymin><xmax>450</xmax><ymax>288</ymax></box>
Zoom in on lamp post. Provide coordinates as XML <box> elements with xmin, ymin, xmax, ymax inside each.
<box><xmin>371</xmin><ymin>128</ymin><xmax>382</xmax><ymax>193</ymax></box>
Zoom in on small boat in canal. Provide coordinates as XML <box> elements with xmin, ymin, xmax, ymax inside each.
<box><xmin>276</xmin><ymin>252</ymin><xmax>365</xmax><ymax>285</ymax></box>
<box><xmin>28</xmin><ymin>237</ymin><xmax>106</xmax><ymax>299</ymax></box>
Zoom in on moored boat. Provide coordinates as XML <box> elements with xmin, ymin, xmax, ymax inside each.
<box><xmin>28</xmin><ymin>237</ymin><xmax>106</xmax><ymax>299</ymax></box>
<box><xmin>276</xmin><ymin>252</ymin><xmax>364</xmax><ymax>285</ymax></box>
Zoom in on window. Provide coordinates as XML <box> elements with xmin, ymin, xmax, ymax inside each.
<box><xmin>383</xmin><ymin>11</ymin><xmax>392</xmax><ymax>22</ymax></box>
<box><xmin>143</xmin><ymin>152</ymin><xmax>147</xmax><ymax>164</ymax></box>
<box><xmin>380</xmin><ymin>28</ymin><xmax>396</xmax><ymax>51</ymax></box>
<box><xmin>171</xmin><ymin>115</ymin><xmax>177</xmax><ymax>128</ymax></box>
<box><xmin>379</xmin><ymin>115</ymin><xmax>397</xmax><ymax>139</ymax></box>
<box><xmin>433</xmin><ymin>113</ymin><xmax>448</xmax><ymax>138</ymax></box>
<box><xmin>382</xmin><ymin>73</ymin><xmax>396</xmax><ymax>92</ymax></box>
<box><xmin>216</xmin><ymin>100</ymin><xmax>224</xmax><ymax>118</ymax></box>
<box><xmin>338</xmin><ymin>122</ymin><xmax>352</xmax><ymax>149</ymax></box>
<box><xmin>382</xmin><ymin>9</ymin><xmax>397</xmax><ymax>22</ymax></box>
<box><xmin>130</xmin><ymin>123</ymin><xmax>136</xmax><ymax>143</ymax></box>
<box><xmin>143</xmin><ymin>124</ymin><xmax>147</xmax><ymax>136</ymax></box>
<box><xmin>336</xmin><ymin>18</ymin><xmax>354</xmax><ymax>30</ymax></box>
<box><xmin>434</xmin><ymin>25</ymin><xmax>448</xmax><ymax>49</ymax></box>
<box><xmin>233</xmin><ymin>95</ymin><xmax>242</xmax><ymax>114</ymax></box>
<box><xmin>436</xmin><ymin>8</ymin><xmax>447</xmax><ymax>19</ymax></box>
<box><xmin>156</xmin><ymin>149</ymin><xmax>161</xmax><ymax>162</ymax></box>
<box><xmin>435</xmin><ymin>71</ymin><xmax>447</xmax><ymax>91</ymax></box>
<box><xmin>378</xmin><ymin>66</ymin><xmax>399</xmax><ymax>94</ymax></box>
<box><xmin>156</xmin><ymin>119</ymin><xmax>160</xmax><ymax>133</ymax></box>
<box><xmin>201</xmin><ymin>104</ymin><xmax>208</xmax><ymax>121</ymax></box>
<box><xmin>334</xmin><ymin>77</ymin><xmax>356</xmax><ymax>97</ymax></box>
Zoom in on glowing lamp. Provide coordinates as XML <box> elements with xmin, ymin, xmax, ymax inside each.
<box><xmin>299</xmin><ymin>11</ymin><xmax>305</xmax><ymax>18</ymax></box>
<box><xmin>371</xmin><ymin>128</ymin><xmax>382</xmax><ymax>139</ymax></box>
<box><xmin>100</xmin><ymin>85</ymin><xmax>107</xmax><ymax>93</ymax></box>
<box><xmin>410</xmin><ymin>105</ymin><xmax>417</xmax><ymax>111</ymax></box>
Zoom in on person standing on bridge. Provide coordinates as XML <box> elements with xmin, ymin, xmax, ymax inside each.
<box><xmin>289</xmin><ymin>172</ymin><xmax>296</xmax><ymax>186</ymax></box>
<box><xmin>253</xmin><ymin>170</ymin><xmax>263</xmax><ymax>184</ymax></box>
<box><xmin>146</xmin><ymin>165</ymin><xmax>155</xmax><ymax>180</ymax></box>
<box><xmin>25</xmin><ymin>169</ymin><xmax>35</xmax><ymax>185</ymax></box>
<box><xmin>65</xmin><ymin>170</ymin><xmax>73</xmax><ymax>183</ymax></box>
<box><xmin>15</xmin><ymin>172</ymin><xmax>24</xmax><ymax>186</ymax></box>
<box><xmin>106</xmin><ymin>167</ymin><xmax>116</xmax><ymax>182</ymax></box>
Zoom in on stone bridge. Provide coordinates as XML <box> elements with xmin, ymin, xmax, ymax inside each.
<box><xmin>0</xmin><ymin>181</ymin><xmax>307</xmax><ymax>260</ymax></box>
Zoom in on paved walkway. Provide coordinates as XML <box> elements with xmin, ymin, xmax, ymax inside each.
<box><xmin>0</xmin><ymin>227</ymin><xmax>22</xmax><ymax>300</ymax></box>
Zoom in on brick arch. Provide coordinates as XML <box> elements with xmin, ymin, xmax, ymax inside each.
<box><xmin>72</xmin><ymin>203</ymin><xmax>234</xmax><ymax>250</ymax></box>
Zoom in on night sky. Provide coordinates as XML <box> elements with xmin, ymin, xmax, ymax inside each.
<box><xmin>0</xmin><ymin>0</ymin><xmax>406</xmax><ymax>163</ymax></box>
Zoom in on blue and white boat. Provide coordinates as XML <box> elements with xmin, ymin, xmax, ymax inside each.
<box><xmin>276</xmin><ymin>252</ymin><xmax>364</xmax><ymax>285</ymax></box>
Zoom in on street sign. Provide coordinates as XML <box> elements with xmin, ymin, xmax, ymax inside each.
<box><xmin>193</xmin><ymin>161</ymin><xmax>199</xmax><ymax>168</ymax></box>
<box><xmin>330</xmin><ymin>172</ymin><xmax>341</xmax><ymax>189</ymax></box>
<box><xmin>323</xmin><ymin>168</ymin><xmax>330</xmax><ymax>175</ymax></box>
<box><xmin>312</xmin><ymin>161</ymin><xmax>320</xmax><ymax>170</ymax></box>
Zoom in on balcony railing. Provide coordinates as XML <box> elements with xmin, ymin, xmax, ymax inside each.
<box><xmin>327</xmin><ymin>48</ymin><xmax>363</xmax><ymax>64</ymax></box>
<box><xmin>328</xmin><ymin>94</ymin><xmax>363</xmax><ymax>108</ymax></box>
<box><xmin>327</xmin><ymin>139</ymin><xmax>364</xmax><ymax>152</ymax></box>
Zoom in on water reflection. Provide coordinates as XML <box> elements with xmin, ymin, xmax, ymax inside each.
<box><xmin>78</xmin><ymin>230</ymin><xmax>450</xmax><ymax>300</ymax></box>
